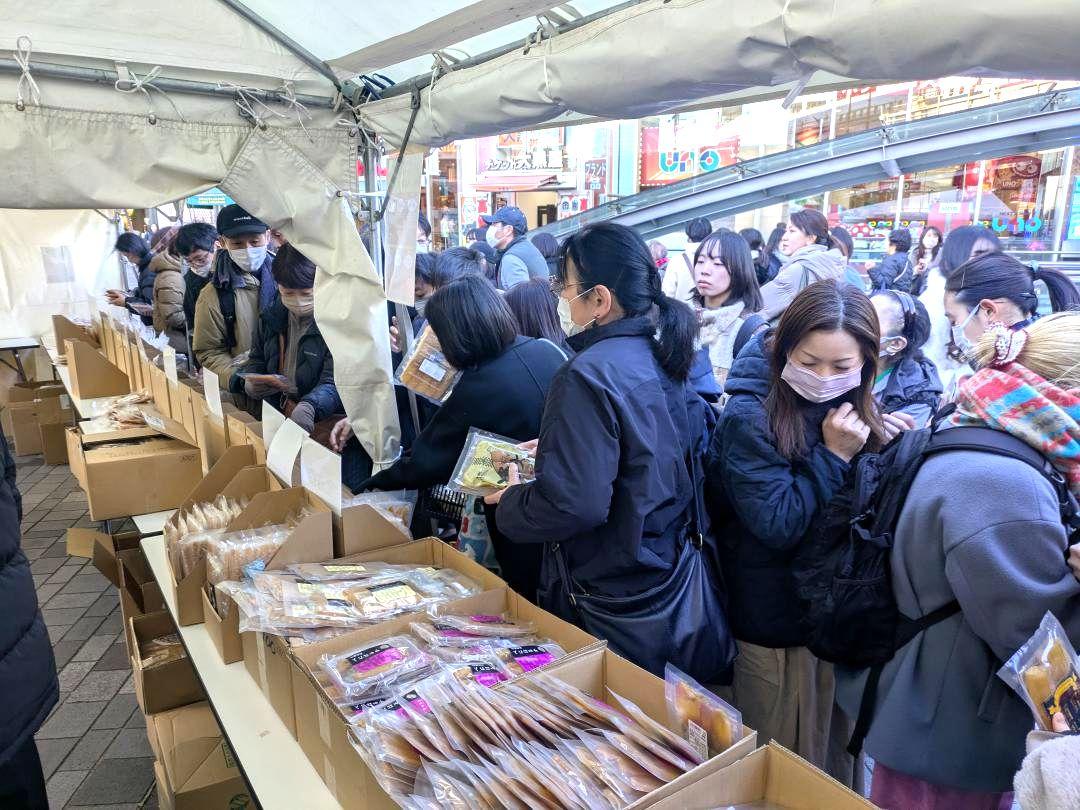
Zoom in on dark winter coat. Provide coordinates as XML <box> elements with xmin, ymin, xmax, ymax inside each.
<box><xmin>875</xmin><ymin>354</ymin><xmax>943</xmax><ymax>428</ymax></box>
<box><xmin>228</xmin><ymin>294</ymin><xmax>342</xmax><ymax>422</ymax></box>
<box><xmin>869</xmin><ymin>252</ymin><xmax>914</xmax><ymax>292</ymax></box>
<box><xmin>0</xmin><ymin>427</ymin><xmax>58</xmax><ymax>765</ymax></box>
<box><xmin>183</xmin><ymin>270</ymin><xmax>212</xmax><ymax>333</ymax></box>
<box><xmin>367</xmin><ymin>336</ymin><xmax>567</xmax><ymax>598</ymax></box>
<box><xmin>125</xmin><ymin>253</ymin><xmax>156</xmax><ymax>308</ymax></box>
<box><xmin>705</xmin><ymin>334</ymin><xmax>851</xmax><ymax>648</ymax></box>
<box><xmin>495</xmin><ymin>317</ymin><xmax>713</xmax><ymax>613</ymax></box>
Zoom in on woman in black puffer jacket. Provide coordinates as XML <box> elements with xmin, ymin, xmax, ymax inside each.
<box><xmin>0</xmin><ymin>426</ymin><xmax>58</xmax><ymax>809</ymax></box>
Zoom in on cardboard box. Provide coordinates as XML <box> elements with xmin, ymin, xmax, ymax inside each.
<box><xmin>337</xmin><ymin>503</ymin><xmax>418</xmax><ymax>558</ymax></box>
<box><xmin>129</xmin><ymin>611</ymin><xmax>204</xmax><ymax>715</ymax></box>
<box><xmin>176</xmin><ymin>382</ymin><xmax>199</xmax><ymax>441</ymax></box>
<box><xmin>64</xmin><ymin>338</ymin><xmax>129</xmax><ymax>400</ymax></box>
<box><xmin>92</xmin><ymin>529</ymin><xmax>143</xmax><ymax>587</ymax></box>
<box><xmin>52</xmin><ymin>314</ymin><xmax>100</xmax><ymax>354</ymax></box>
<box><xmin>639</xmin><ymin>742</ymin><xmax>875</xmax><ymax>809</ymax></box>
<box><xmin>202</xmin><ymin>485</ymin><xmax>334</xmax><ymax>665</ymax></box>
<box><xmin>241</xmin><ymin>632</ymin><xmax>297</xmax><ymax>738</ymax></box>
<box><xmin>74</xmin><ymin>435</ymin><xmax>202</xmax><ymax>521</ymax></box>
<box><xmin>65</xmin><ymin>427</ymin><xmax>86</xmax><ymax>490</ymax></box>
<box><xmin>161</xmin><ymin>446</ymin><xmax>264</xmax><ymax>626</ymax></box>
<box><xmin>6</xmin><ymin>382</ymin><xmax>71</xmax><ymax>456</ymax></box>
<box><xmin>148</xmin><ymin>364</ymin><xmax>172</xmax><ymax>420</ymax></box>
<box><xmin>150</xmin><ymin>702</ymin><xmax>252</xmax><ymax>810</ymax></box>
<box><xmin>118</xmin><ymin>547</ymin><xmax>166</xmax><ymax>615</ymax></box>
<box><xmin>225</xmin><ymin>412</ymin><xmax>251</xmax><ymax>449</ymax></box>
<box><xmin>40</xmin><ymin>421</ymin><xmax>69</xmax><ymax>465</ymax></box>
<box><xmin>244</xmin><ymin>422</ymin><xmax>266</xmax><ymax>465</ymax></box>
<box><xmin>541</xmin><ymin>647</ymin><xmax>759</xmax><ymax>810</ymax></box>
<box><xmin>65</xmin><ymin>527</ymin><xmax>99</xmax><ymax>558</ymax></box>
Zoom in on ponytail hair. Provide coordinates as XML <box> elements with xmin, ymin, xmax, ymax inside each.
<box><xmin>969</xmin><ymin>311</ymin><xmax>1080</xmax><ymax>389</ymax></box>
<box><xmin>946</xmin><ymin>252</ymin><xmax>1080</xmax><ymax>317</ymax></box>
<box><xmin>789</xmin><ymin>209</ymin><xmax>833</xmax><ymax>249</ymax></box>
<box><xmin>558</xmin><ymin>223</ymin><xmax>699</xmax><ymax>381</ymax></box>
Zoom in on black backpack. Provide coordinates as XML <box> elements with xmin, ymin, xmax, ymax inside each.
<box><xmin>792</xmin><ymin>420</ymin><xmax>1080</xmax><ymax>754</ymax></box>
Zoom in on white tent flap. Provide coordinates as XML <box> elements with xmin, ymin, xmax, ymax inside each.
<box><xmin>382</xmin><ymin>151</ymin><xmax>425</xmax><ymax>307</ymax></box>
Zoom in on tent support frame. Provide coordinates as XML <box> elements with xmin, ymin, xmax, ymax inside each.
<box><xmin>0</xmin><ymin>58</ymin><xmax>338</xmax><ymax>109</ymax></box>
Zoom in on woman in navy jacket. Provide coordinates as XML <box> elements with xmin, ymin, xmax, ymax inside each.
<box><xmin>487</xmin><ymin>223</ymin><xmax>727</xmax><ymax>679</ymax></box>
<box><xmin>0</xmin><ymin>426</ymin><xmax>58</xmax><ymax>808</ymax></box>
<box><xmin>362</xmin><ymin>274</ymin><xmax>566</xmax><ymax>597</ymax></box>
<box><xmin>706</xmin><ymin>279</ymin><xmax>885</xmax><ymax>782</ymax></box>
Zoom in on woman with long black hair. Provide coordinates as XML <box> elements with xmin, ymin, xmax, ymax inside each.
<box><xmin>486</xmin><ymin>222</ymin><xmax>734</xmax><ymax>682</ymax></box>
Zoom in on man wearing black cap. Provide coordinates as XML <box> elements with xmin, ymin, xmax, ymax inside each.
<box><xmin>192</xmin><ymin>204</ymin><xmax>277</xmax><ymax>386</ymax></box>
<box><xmin>480</xmin><ymin>205</ymin><xmax>550</xmax><ymax>289</ymax></box>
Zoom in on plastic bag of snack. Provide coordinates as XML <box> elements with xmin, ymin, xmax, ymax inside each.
<box><xmin>430</xmin><ymin>612</ymin><xmax>535</xmax><ymax>638</ymax></box>
<box><xmin>287</xmin><ymin>560</ymin><xmax>405</xmax><ymax>582</ymax></box>
<box><xmin>343</xmin><ymin>578</ymin><xmax>442</xmax><ymax>622</ymax></box>
<box><xmin>449</xmin><ymin>428</ymin><xmax>536</xmax><ymax>496</ymax></box>
<box><xmin>319</xmin><ymin>636</ymin><xmax>435</xmax><ymax>698</ymax></box>
<box><xmin>576</xmin><ymin>729</ymin><xmax>663</xmax><ymax>796</ymax></box>
<box><xmin>394</xmin><ymin>325</ymin><xmax>461</xmax><ymax>404</ymax></box>
<box><xmin>408</xmin><ymin>567</ymin><xmax>482</xmax><ymax>600</ymax></box>
<box><xmin>446</xmin><ymin>658</ymin><xmax>512</xmax><ymax>689</ymax></box>
<box><xmin>665</xmin><ymin>663</ymin><xmax>743</xmax><ymax>759</ymax></box>
<box><xmin>492</xmin><ymin>642</ymin><xmax>566</xmax><ymax>677</ymax></box>
<box><xmin>1000</xmin><ymin>610</ymin><xmax>1080</xmax><ymax>732</ymax></box>
<box><xmin>341</xmin><ymin>490</ymin><xmax>418</xmax><ymax>535</ymax></box>
<box><xmin>606</xmin><ymin>688</ymin><xmax>703</xmax><ymax>766</ymax></box>
<box><xmin>205</xmin><ymin>524</ymin><xmax>292</xmax><ymax>588</ymax></box>
<box><xmin>140</xmin><ymin>633</ymin><xmax>186</xmax><ymax>669</ymax></box>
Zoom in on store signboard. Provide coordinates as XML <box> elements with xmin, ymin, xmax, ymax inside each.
<box><xmin>638</xmin><ymin>117</ymin><xmax>739</xmax><ymax>187</ymax></box>
<box><xmin>185</xmin><ymin>188</ymin><xmax>234</xmax><ymax>208</ymax></box>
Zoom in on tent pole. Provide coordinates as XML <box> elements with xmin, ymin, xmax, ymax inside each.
<box><xmin>214</xmin><ymin>0</ymin><xmax>343</xmax><ymax>92</ymax></box>
<box><xmin>0</xmin><ymin>58</ymin><xmax>336</xmax><ymax>109</ymax></box>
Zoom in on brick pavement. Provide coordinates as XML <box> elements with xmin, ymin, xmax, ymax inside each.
<box><xmin>16</xmin><ymin>455</ymin><xmax>158</xmax><ymax>810</ymax></box>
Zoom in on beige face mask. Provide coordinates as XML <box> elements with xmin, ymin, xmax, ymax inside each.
<box><xmin>280</xmin><ymin>292</ymin><xmax>314</xmax><ymax>317</ymax></box>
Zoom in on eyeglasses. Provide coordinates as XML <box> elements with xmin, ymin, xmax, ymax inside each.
<box><xmin>549</xmin><ymin>279</ymin><xmax>587</xmax><ymax>296</ymax></box>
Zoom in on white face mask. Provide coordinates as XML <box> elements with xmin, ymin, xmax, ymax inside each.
<box><xmin>414</xmin><ymin>297</ymin><xmax>429</xmax><ymax>318</ymax></box>
<box><xmin>485</xmin><ymin>227</ymin><xmax>503</xmax><ymax>249</ymax></box>
<box><xmin>280</xmin><ymin>292</ymin><xmax>314</xmax><ymax>318</ymax></box>
<box><xmin>228</xmin><ymin>246</ymin><xmax>267</xmax><ymax>273</ymax></box>
<box><xmin>185</xmin><ymin>259</ymin><xmax>213</xmax><ymax>278</ymax></box>
<box><xmin>416</xmin><ymin>242</ymin><xmax>430</xmax><ymax>254</ymax></box>
<box><xmin>558</xmin><ymin>288</ymin><xmax>595</xmax><ymax>337</ymax></box>
<box><xmin>950</xmin><ymin>306</ymin><xmax>981</xmax><ymax>361</ymax></box>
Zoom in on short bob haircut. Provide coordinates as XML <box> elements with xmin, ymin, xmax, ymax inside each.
<box><xmin>692</xmin><ymin>228</ymin><xmax>764</xmax><ymax>312</ymax></box>
<box><xmin>887</xmin><ymin>228</ymin><xmax>913</xmax><ymax>254</ymax></box>
<box><xmin>271</xmin><ymin>243</ymin><xmax>316</xmax><ymax>289</ymax></box>
<box><xmin>426</xmin><ymin>274</ymin><xmax>517</xmax><ymax>369</ymax></box>
<box><xmin>115</xmin><ymin>232</ymin><xmax>151</xmax><ymax>262</ymax></box>
<box><xmin>176</xmin><ymin>222</ymin><xmax>218</xmax><ymax>257</ymax></box>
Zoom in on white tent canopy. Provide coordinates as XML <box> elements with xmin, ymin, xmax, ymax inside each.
<box><xmin>0</xmin><ymin>0</ymin><xmax>1077</xmax><ymax>467</ymax></box>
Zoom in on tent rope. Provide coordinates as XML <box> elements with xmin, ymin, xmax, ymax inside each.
<box><xmin>276</xmin><ymin>80</ymin><xmax>314</xmax><ymax>142</ymax></box>
<box><xmin>114</xmin><ymin>65</ymin><xmax>186</xmax><ymax>123</ymax></box>
<box><xmin>13</xmin><ymin>36</ymin><xmax>41</xmax><ymax>110</ymax></box>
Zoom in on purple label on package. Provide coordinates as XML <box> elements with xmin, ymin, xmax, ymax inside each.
<box><xmin>469</xmin><ymin>664</ymin><xmax>507</xmax><ymax>687</ymax></box>
<box><xmin>510</xmin><ymin>645</ymin><xmax>553</xmax><ymax>672</ymax></box>
<box><xmin>346</xmin><ymin>644</ymin><xmax>404</xmax><ymax>673</ymax></box>
<box><xmin>433</xmin><ymin>622</ymin><xmax>479</xmax><ymax>639</ymax></box>
<box><xmin>469</xmin><ymin>614</ymin><xmax>507</xmax><ymax>624</ymax></box>
<box><xmin>383</xmin><ymin>690</ymin><xmax>432</xmax><ymax>718</ymax></box>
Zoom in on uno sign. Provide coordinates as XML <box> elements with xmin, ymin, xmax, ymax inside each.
<box><xmin>658</xmin><ymin>147</ymin><xmax>729</xmax><ymax>175</ymax></box>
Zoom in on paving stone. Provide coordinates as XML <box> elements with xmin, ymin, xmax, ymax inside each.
<box><xmin>124</xmin><ymin>708</ymin><xmax>146</xmax><ymax>729</ymax></box>
<box><xmin>103</xmin><ymin>727</ymin><xmax>153</xmax><ymax>760</ymax></box>
<box><xmin>35</xmin><ymin>736</ymin><xmax>77</xmax><ymax>779</ymax></box>
<box><xmin>62</xmin><ymin>613</ymin><xmax>107</xmax><ymax>642</ymax></box>
<box><xmin>68</xmin><ymin>804</ymin><xmax>140</xmax><ymax>810</ymax></box>
<box><xmin>35</xmin><ymin>582</ymin><xmax>62</xmax><ymax>604</ymax></box>
<box><xmin>84</xmin><ymin>590</ymin><xmax>120</xmax><ymax>617</ymax></box>
<box><xmin>42</xmin><ymin>606</ymin><xmax>87</xmax><ymax>628</ymax></box>
<box><xmin>46</xmin><ymin>591</ymin><xmax>100</xmax><ymax>610</ymax></box>
<box><xmin>96</xmin><ymin>609</ymin><xmax>125</xmax><ymax>635</ymax></box>
<box><xmin>51</xmin><ymin>639</ymin><xmax>83</xmax><ymax>670</ymax></box>
<box><xmin>59</xmin><ymin>573</ymin><xmax>111</xmax><ymax>593</ymax></box>
<box><xmin>45</xmin><ymin>565</ymin><xmax>80</xmax><ymax>585</ymax></box>
<box><xmin>23</xmin><ymin>544</ymin><xmax>47</xmax><ymax>560</ymax></box>
<box><xmin>36</xmin><ymin>700</ymin><xmax>107</xmax><ymax>739</ymax></box>
<box><xmin>69</xmin><ymin>669</ymin><xmax>131</xmax><ymax>703</ymax></box>
<box><xmin>69</xmin><ymin>756</ymin><xmax>155</xmax><ymax>806</ymax></box>
<box><xmin>32</xmin><ymin>573</ymin><xmax>50</xmax><ymax>588</ymax></box>
<box><xmin>42</xmin><ymin>540</ymin><xmax>72</xmax><ymax>558</ymax></box>
<box><xmin>35</xmin><ymin>519</ymin><xmax>77</xmax><ymax>532</ymax></box>
<box><xmin>30</xmin><ymin>555</ymin><xmax>65</xmax><ymax>575</ymax></box>
<box><xmin>91</xmin><ymin>693</ymin><xmax>140</xmax><ymax>731</ymax></box>
<box><xmin>58</xmin><ymin>660</ymin><xmax>97</xmax><ymax>692</ymax></box>
<box><xmin>21</xmin><ymin>534</ymin><xmax>56</xmax><ymax>548</ymax></box>
<box><xmin>58</xmin><ymin>728</ymin><xmax>119</xmax><ymax>770</ymax></box>
<box><xmin>93</xmin><ymin>642</ymin><xmax>132</xmax><ymax>673</ymax></box>
<box><xmin>73</xmin><ymin>633</ymin><xmax>119</xmax><ymax>662</ymax></box>
<box><xmin>46</xmin><ymin>767</ymin><xmax>87</xmax><ymax>809</ymax></box>
<box><xmin>47</xmin><ymin>625</ymin><xmax>72</xmax><ymax>645</ymax></box>
<box><xmin>119</xmin><ymin>674</ymin><xmax>135</xmax><ymax>695</ymax></box>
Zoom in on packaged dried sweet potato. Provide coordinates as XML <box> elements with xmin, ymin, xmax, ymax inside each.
<box><xmin>665</xmin><ymin>663</ymin><xmax>743</xmax><ymax>759</ymax></box>
<box><xmin>140</xmin><ymin>633</ymin><xmax>186</xmax><ymax>669</ymax></box>
<box><xmin>287</xmin><ymin>560</ymin><xmax>405</xmax><ymax>582</ymax></box>
<box><xmin>319</xmin><ymin>635</ymin><xmax>435</xmax><ymax>699</ymax></box>
<box><xmin>492</xmin><ymin>642</ymin><xmax>566</xmax><ymax>677</ymax></box>
<box><xmin>394</xmin><ymin>325</ymin><xmax>461</xmax><ymax>404</ymax></box>
<box><xmin>1000</xmin><ymin>610</ymin><xmax>1080</xmax><ymax>732</ymax></box>
<box><xmin>343</xmin><ymin>578</ymin><xmax>441</xmax><ymax>622</ymax></box>
<box><xmin>431</xmin><ymin>612</ymin><xmax>536</xmax><ymax>638</ymax></box>
<box><xmin>449</xmin><ymin>428</ymin><xmax>536</xmax><ymax>496</ymax></box>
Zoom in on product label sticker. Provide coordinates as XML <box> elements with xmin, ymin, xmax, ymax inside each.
<box><xmin>1044</xmin><ymin>674</ymin><xmax>1080</xmax><ymax>730</ymax></box>
<box><xmin>384</xmin><ymin>689</ymin><xmax>432</xmax><ymax>718</ymax></box>
<box><xmin>324</xmin><ymin>564</ymin><xmax>366</xmax><ymax>573</ymax></box>
<box><xmin>468</xmin><ymin>663</ymin><xmax>508</xmax><ymax>688</ymax></box>
<box><xmin>509</xmin><ymin>645</ymin><xmax>554</xmax><ymax>673</ymax></box>
<box><xmin>687</xmin><ymin>719</ymin><xmax>709</xmax><ymax>763</ymax></box>
<box><xmin>369</xmin><ymin>581</ymin><xmax>419</xmax><ymax>608</ymax></box>
<box><xmin>347</xmin><ymin>697</ymin><xmax>388</xmax><ymax>715</ymax></box>
<box><xmin>418</xmin><ymin>356</ymin><xmax>448</xmax><ymax>382</ymax></box>
<box><xmin>347</xmin><ymin>643</ymin><xmax>405</xmax><ymax>673</ymax></box>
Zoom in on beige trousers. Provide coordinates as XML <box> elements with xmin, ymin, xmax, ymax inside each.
<box><xmin>731</xmin><ymin>641</ymin><xmax>856</xmax><ymax>786</ymax></box>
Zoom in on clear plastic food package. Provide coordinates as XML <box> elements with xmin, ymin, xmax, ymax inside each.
<box><xmin>449</xmin><ymin>428</ymin><xmax>536</xmax><ymax>496</ymax></box>
<box><xmin>1000</xmin><ymin>610</ymin><xmax>1080</xmax><ymax>732</ymax></box>
<box><xmin>394</xmin><ymin>325</ymin><xmax>461</xmax><ymax>404</ymax></box>
<box><xmin>492</xmin><ymin>642</ymin><xmax>565</xmax><ymax>677</ymax></box>
<box><xmin>665</xmin><ymin>663</ymin><xmax>743</xmax><ymax>758</ymax></box>
<box><xmin>287</xmin><ymin>560</ymin><xmax>402</xmax><ymax>583</ymax></box>
<box><xmin>341</xmin><ymin>490</ymin><xmax>418</xmax><ymax>533</ymax></box>
<box><xmin>319</xmin><ymin>635</ymin><xmax>435</xmax><ymax>698</ymax></box>
<box><xmin>140</xmin><ymin>633</ymin><xmax>186</xmax><ymax>669</ymax></box>
<box><xmin>430</xmin><ymin>612</ymin><xmax>536</xmax><ymax>638</ymax></box>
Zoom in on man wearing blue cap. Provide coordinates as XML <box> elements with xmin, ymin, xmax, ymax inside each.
<box><xmin>480</xmin><ymin>205</ymin><xmax>550</xmax><ymax>289</ymax></box>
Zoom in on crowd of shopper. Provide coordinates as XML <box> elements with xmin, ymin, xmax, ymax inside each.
<box><xmin>19</xmin><ymin>200</ymin><xmax>1075</xmax><ymax>810</ymax></box>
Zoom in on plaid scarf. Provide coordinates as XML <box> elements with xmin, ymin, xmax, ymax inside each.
<box><xmin>952</xmin><ymin>362</ymin><xmax>1080</xmax><ymax>498</ymax></box>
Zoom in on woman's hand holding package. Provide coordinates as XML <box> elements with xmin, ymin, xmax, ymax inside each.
<box><xmin>483</xmin><ymin>462</ymin><xmax>521</xmax><ymax>506</ymax></box>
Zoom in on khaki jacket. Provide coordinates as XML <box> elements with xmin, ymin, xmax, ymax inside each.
<box><xmin>191</xmin><ymin>281</ymin><xmax>260</xmax><ymax>387</ymax></box>
<box><xmin>150</xmin><ymin>252</ymin><xmax>186</xmax><ymax>350</ymax></box>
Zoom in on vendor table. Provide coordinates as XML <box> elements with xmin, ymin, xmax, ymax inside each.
<box><xmin>0</xmin><ymin>336</ymin><xmax>39</xmax><ymax>381</ymax></box>
<box><xmin>141</xmin><ymin>535</ymin><xmax>341</xmax><ymax>810</ymax></box>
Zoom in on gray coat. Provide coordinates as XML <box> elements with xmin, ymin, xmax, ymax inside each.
<box><xmin>496</xmin><ymin>236</ymin><xmax>550</xmax><ymax>289</ymax></box>
<box><xmin>836</xmin><ymin>446</ymin><xmax>1079</xmax><ymax>792</ymax></box>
